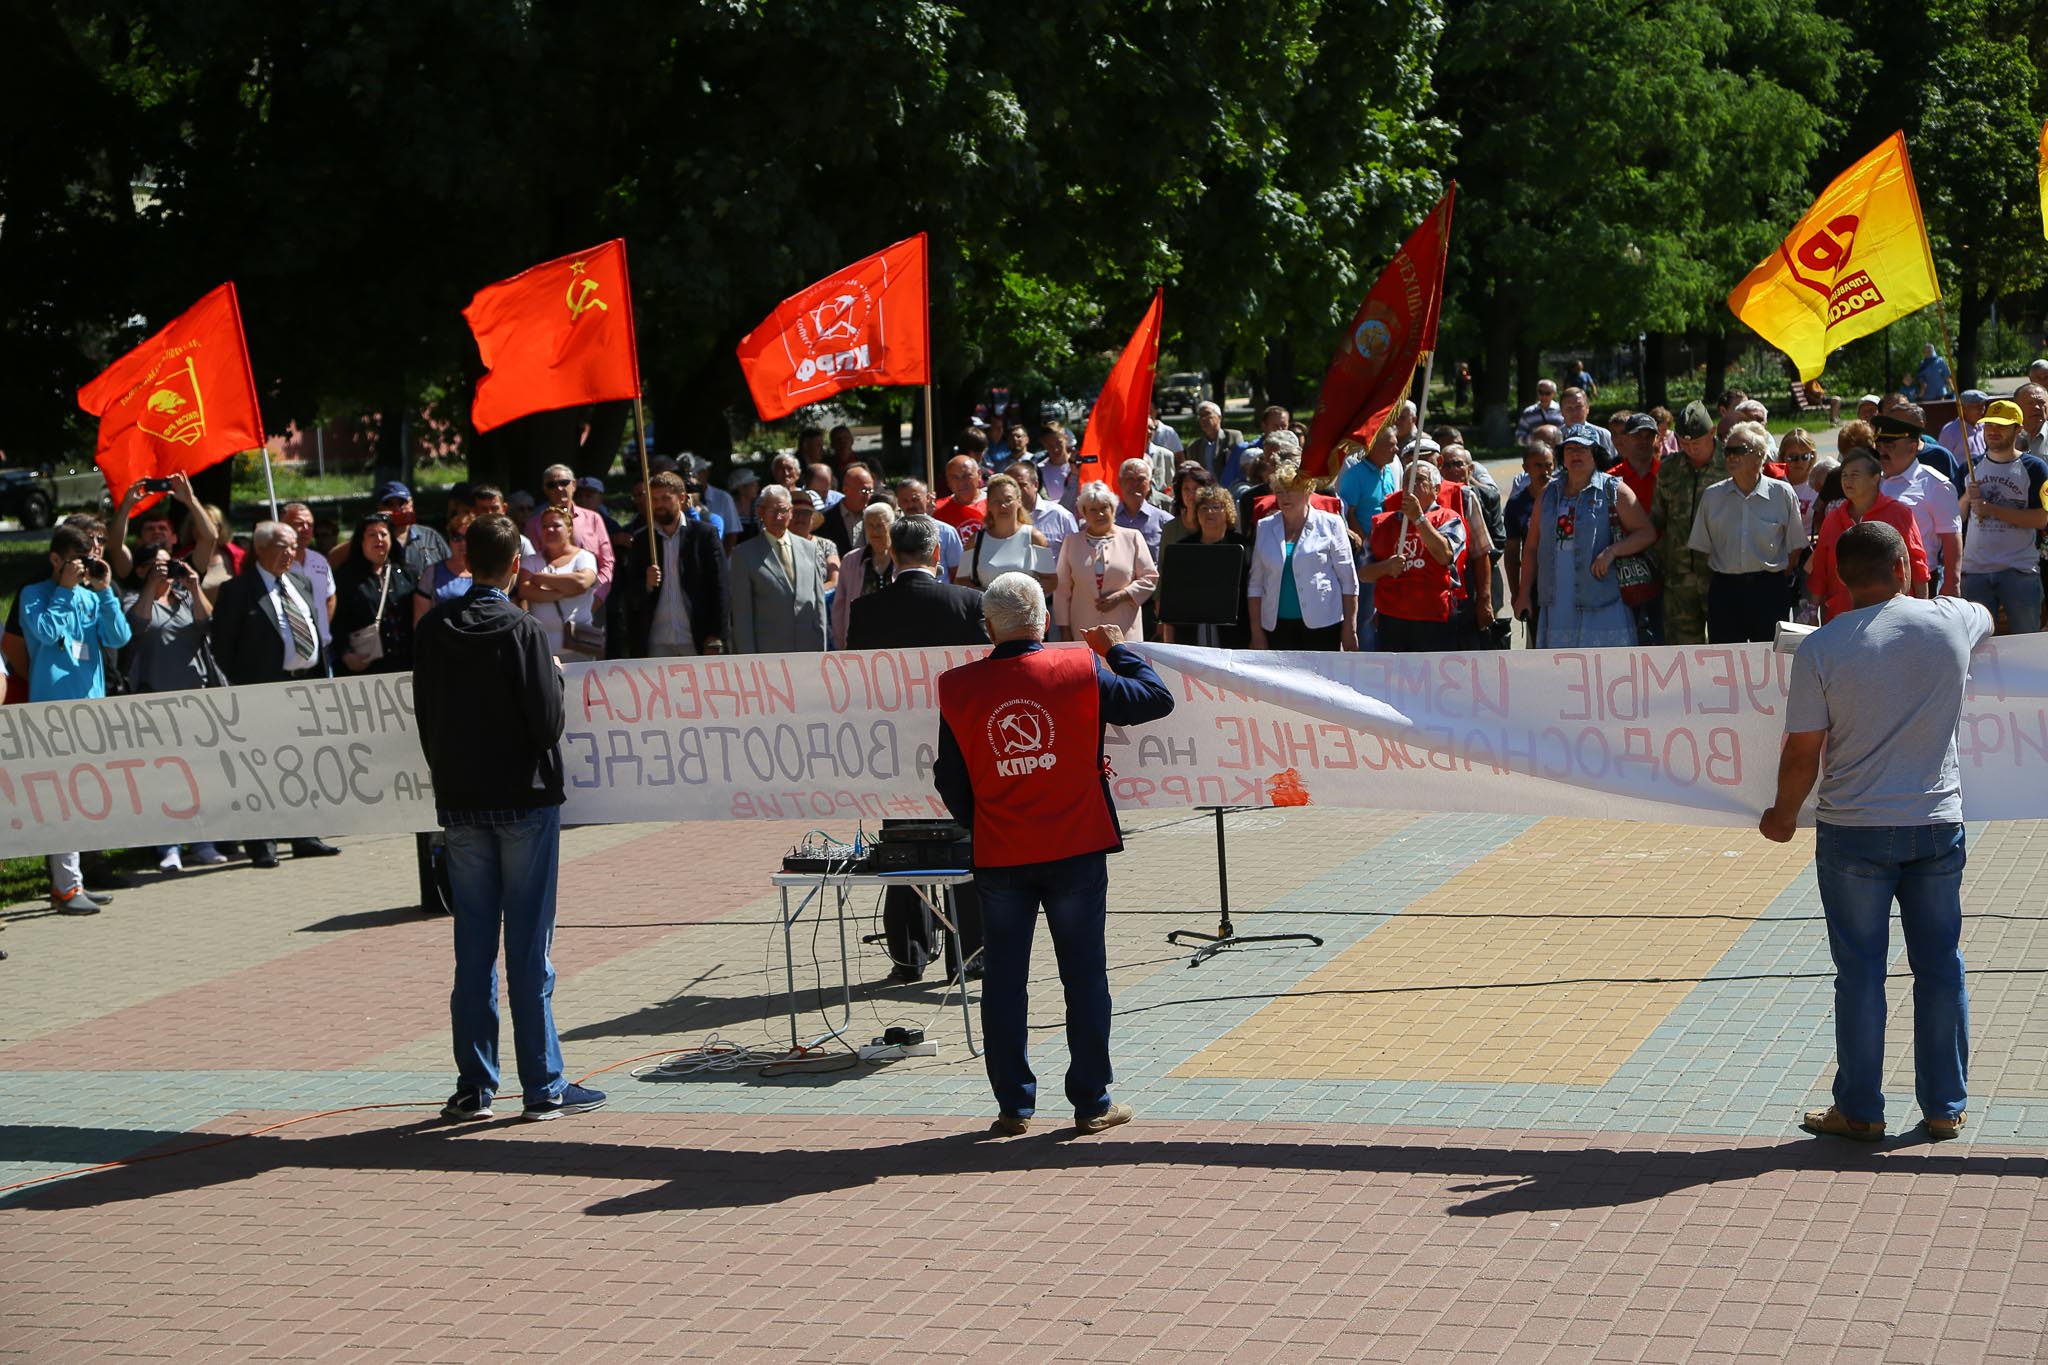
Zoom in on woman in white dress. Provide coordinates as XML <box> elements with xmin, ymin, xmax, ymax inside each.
<box><xmin>520</xmin><ymin>504</ymin><xmax>602</xmax><ymax>662</ymax></box>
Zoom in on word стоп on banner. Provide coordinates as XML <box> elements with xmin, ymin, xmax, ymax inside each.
<box><xmin>4</xmin><ymin>640</ymin><xmax>2047</xmax><ymax>857</ymax></box>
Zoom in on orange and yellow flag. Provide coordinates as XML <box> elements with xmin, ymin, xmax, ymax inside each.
<box><xmin>2037</xmin><ymin>120</ymin><xmax>2047</xmax><ymax>240</ymax></box>
<box><xmin>1727</xmin><ymin>131</ymin><xmax>1940</xmax><ymax>382</ymax></box>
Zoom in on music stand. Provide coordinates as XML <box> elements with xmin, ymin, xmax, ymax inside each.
<box><xmin>1165</xmin><ymin>804</ymin><xmax>1324</xmax><ymax>968</ymax></box>
<box><xmin>1155</xmin><ymin>540</ymin><xmax>1247</xmax><ymax>627</ymax></box>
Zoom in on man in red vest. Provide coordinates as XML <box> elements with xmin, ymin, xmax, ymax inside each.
<box><xmin>935</xmin><ymin>571</ymin><xmax>1174</xmax><ymax>1137</ymax></box>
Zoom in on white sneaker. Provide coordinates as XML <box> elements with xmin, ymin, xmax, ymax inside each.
<box><xmin>158</xmin><ymin>847</ymin><xmax>183</xmax><ymax>872</ymax></box>
<box><xmin>188</xmin><ymin>843</ymin><xmax>228</xmax><ymax>866</ymax></box>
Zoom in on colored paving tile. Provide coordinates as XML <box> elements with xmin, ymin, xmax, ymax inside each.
<box><xmin>1177</xmin><ymin>818</ymin><xmax>1813</xmax><ymax>1086</ymax></box>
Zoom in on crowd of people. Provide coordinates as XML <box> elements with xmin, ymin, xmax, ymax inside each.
<box><xmin>9</xmin><ymin>360</ymin><xmax>2048</xmax><ymax>923</ymax></box>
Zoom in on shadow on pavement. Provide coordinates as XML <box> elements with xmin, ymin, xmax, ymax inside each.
<box><xmin>298</xmin><ymin>905</ymin><xmax>436</xmax><ymax>933</ymax></box>
<box><xmin>9</xmin><ymin>1117</ymin><xmax>2044</xmax><ymax>1221</ymax></box>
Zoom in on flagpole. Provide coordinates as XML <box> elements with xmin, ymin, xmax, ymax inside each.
<box><xmin>633</xmin><ymin>396</ymin><xmax>655</xmax><ymax>537</ymax></box>
<box><xmin>260</xmin><ymin>441</ymin><xmax>279</xmax><ymax>521</ymax></box>
<box><xmin>922</xmin><ymin>383</ymin><xmax>936</xmax><ymax>492</ymax></box>
<box><xmin>1414</xmin><ymin>351</ymin><xmax>1436</xmax><ymax>431</ymax></box>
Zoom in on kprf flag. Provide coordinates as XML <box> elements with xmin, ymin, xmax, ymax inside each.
<box><xmin>464</xmin><ymin>239</ymin><xmax>641</xmax><ymax>433</ymax></box>
<box><xmin>77</xmin><ymin>282</ymin><xmax>265</xmax><ymax>510</ymax></box>
<box><xmin>1727</xmin><ymin>132</ymin><xmax>1941</xmax><ymax>382</ymax></box>
<box><xmin>1076</xmin><ymin>289</ymin><xmax>1165</xmax><ymax>490</ymax></box>
<box><xmin>1302</xmin><ymin>184</ymin><xmax>1456</xmax><ymax>480</ymax></box>
<box><xmin>736</xmin><ymin>234</ymin><xmax>930</xmax><ymax>420</ymax></box>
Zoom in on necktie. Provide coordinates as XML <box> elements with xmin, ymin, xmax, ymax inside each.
<box><xmin>776</xmin><ymin>535</ymin><xmax>795</xmax><ymax>585</ymax></box>
<box><xmin>280</xmin><ymin>582</ymin><xmax>316</xmax><ymax>662</ymax></box>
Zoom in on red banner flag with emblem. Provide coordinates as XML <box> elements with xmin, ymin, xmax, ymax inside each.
<box><xmin>76</xmin><ymin>282</ymin><xmax>266</xmax><ymax>509</ymax></box>
<box><xmin>1302</xmin><ymin>185</ymin><xmax>1456</xmax><ymax>479</ymax></box>
<box><xmin>464</xmin><ymin>239</ymin><xmax>641</xmax><ymax>433</ymax></box>
<box><xmin>1076</xmin><ymin>289</ymin><xmax>1165</xmax><ymax>490</ymax></box>
<box><xmin>736</xmin><ymin>234</ymin><xmax>930</xmax><ymax>421</ymax></box>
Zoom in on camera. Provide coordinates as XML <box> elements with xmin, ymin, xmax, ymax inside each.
<box><xmin>166</xmin><ymin>560</ymin><xmax>191</xmax><ymax>580</ymax></box>
<box><xmin>140</xmin><ymin>476</ymin><xmax>175</xmax><ymax>493</ymax></box>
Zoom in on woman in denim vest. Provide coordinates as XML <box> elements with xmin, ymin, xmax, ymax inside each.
<box><xmin>1520</xmin><ymin>429</ymin><xmax>1655</xmax><ymax>648</ymax></box>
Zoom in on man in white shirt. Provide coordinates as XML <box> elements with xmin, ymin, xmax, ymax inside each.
<box><xmin>1687</xmin><ymin>421</ymin><xmax>1804</xmax><ymax>642</ymax></box>
<box><xmin>281</xmin><ymin>501</ymin><xmax>337</xmax><ymax>647</ymax></box>
<box><xmin>1150</xmin><ymin>403</ymin><xmax>1183</xmax><ymax>457</ymax></box>
<box><xmin>1876</xmin><ymin>412</ymin><xmax>1964</xmax><ymax>594</ymax></box>
<box><xmin>1005</xmin><ymin>460</ymin><xmax>1077</xmax><ymax>557</ymax></box>
<box><xmin>1033</xmin><ymin>422</ymin><xmax>1083</xmax><ymax>512</ymax></box>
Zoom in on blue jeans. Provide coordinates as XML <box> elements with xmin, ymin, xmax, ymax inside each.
<box><xmin>1961</xmin><ymin>567</ymin><xmax>2043</xmax><ymax>634</ymax></box>
<box><xmin>445</xmin><ymin>805</ymin><xmax>566</xmax><ymax>1106</ymax></box>
<box><xmin>1814</xmin><ymin>821</ymin><xmax>1968</xmax><ymax>1124</ymax></box>
<box><xmin>975</xmin><ymin>852</ymin><xmax>1114</xmax><ymax>1121</ymax></box>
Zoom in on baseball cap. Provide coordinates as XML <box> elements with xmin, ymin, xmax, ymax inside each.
<box><xmin>1623</xmin><ymin>412</ymin><xmax>1659</xmax><ymax>436</ymax></box>
<box><xmin>727</xmin><ymin>467</ymin><xmax>761</xmax><ymax>491</ymax></box>
<box><xmin>1399</xmin><ymin>434</ymin><xmax>1442</xmax><ymax>461</ymax></box>
<box><xmin>373</xmin><ymin>480</ymin><xmax>411</xmax><ymax>503</ymax></box>
<box><xmin>1960</xmin><ymin>389</ymin><xmax>1991</xmax><ymax>405</ymax></box>
<box><xmin>1858</xmin><ymin>393</ymin><xmax>1882</xmax><ymax>407</ymax></box>
<box><xmin>576</xmin><ymin>476</ymin><xmax>605</xmax><ymax>493</ymax></box>
<box><xmin>1677</xmin><ymin>401</ymin><xmax>1714</xmax><ymax>439</ymax></box>
<box><xmin>1980</xmin><ymin>400</ymin><xmax>2025</xmax><ymax>428</ymax></box>
<box><xmin>1559</xmin><ymin>423</ymin><xmax>1602</xmax><ymax>449</ymax></box>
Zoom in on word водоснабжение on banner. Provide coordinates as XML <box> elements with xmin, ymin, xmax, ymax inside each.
<box><xmin>8</xmin><ymin>640</ymin><xmax>2048</xmax><ymax>857</ymax></box>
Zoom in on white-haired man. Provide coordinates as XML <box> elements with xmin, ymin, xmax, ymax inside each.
<box><xmin>1516</xmin><ymin>379</ymin><xmax>1563</xmax><ymax>441</ymax></box>
<box><xmin>1186</xmin><ymin>401</ymin><xmax>1243</xmax><ymax>478</ymax></box>
<box><xmin>934</xmin><ymin>573</ymin><xmax>1174</xmax><ymax>1136</ymax></box>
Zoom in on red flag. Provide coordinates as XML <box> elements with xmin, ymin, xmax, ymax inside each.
<box><xmin>76</xmin><ymin>282</ymin><xmax>265</xmax><ymax>510</ymax></box>
<box><xmin>464</xmin><ymin>239</ymin><xmax>641</xmax><ymax>433</ymax></box>
<box><xmin>1076</xmin><ymin>289</ymin><xmax>1165</xmax><ymax>490</ymax></box>
<box><xmin>1302</xmin><ymin>185</ymin><xmax>1456</xmax><ymax>478</ymax></box>
<box><xmin>736</xmin><ymin>234</ymin><xmax>931</xmax><ymax>420</ymax></box>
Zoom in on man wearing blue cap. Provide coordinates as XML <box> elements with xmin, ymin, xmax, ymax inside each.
<box><xmin>376</xmin><ymin>481</ymin><xmax>451</xmax><ymax>582</ymax></box>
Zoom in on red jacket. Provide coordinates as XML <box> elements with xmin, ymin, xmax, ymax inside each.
<box><xmin>1807</xmin><ymin>494</ymin><xmax>1929</xmax><ymax>620</ymax></box>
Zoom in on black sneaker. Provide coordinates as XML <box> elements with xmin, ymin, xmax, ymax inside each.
<box><xmin>441</xmin><ymin>1089</ymin><xmax>494</xmax><ymax>1122</ymax></box>
<box><xmin>522</xmin><ymin>1083</ymin><xmax>607</xmax><ymax>1121</ymax></box>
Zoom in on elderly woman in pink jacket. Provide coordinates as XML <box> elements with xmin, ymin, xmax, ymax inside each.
<box><xmin>1054</xmin><ymin>481</ymin><xmax>1157</xmax><ymax>640</ymax></box>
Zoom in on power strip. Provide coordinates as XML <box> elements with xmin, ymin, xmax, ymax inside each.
<box><xmin>859</xmin><ymin>1041</ymin><xmax>939</xmax><ymax>1062</ymax></box>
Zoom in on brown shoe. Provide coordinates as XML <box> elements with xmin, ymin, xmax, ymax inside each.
<box><xmin>1802</xmin><ymin>1105</ymin><xmax>1885</xmax><ymax>1142</ymax></box>
<box><xmin>1924</xmin><ymin>1113</ymin><xmax>1965</xmax><ymax>1141</ymax></box>
<box><xmin>1076</xmin><ymin>1102</ymin><xmax>1133</xmax><ymax>1134</ymax></box>
<box><xmin>990</xmin><ymin>1114</ymin><xmax>1030</xmax><ymax>1136</ymax></box>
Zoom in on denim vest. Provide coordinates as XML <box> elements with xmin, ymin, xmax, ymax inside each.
<box><xmin>1536</xmin><ymin>471</ymin><xmax>1622</xmax><ymax>611</ymax></box>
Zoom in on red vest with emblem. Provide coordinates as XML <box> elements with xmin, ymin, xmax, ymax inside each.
<box><xmin>1369</xmin><ymin>499</ymin><xmax>1464</xmax><ymax>623</ymax></box>
<box><xmin>937</xmin><ymin>645</ymin><xmax>1119</xmax><ymax>868</ymax></box>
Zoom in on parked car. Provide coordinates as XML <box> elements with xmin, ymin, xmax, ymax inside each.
<box><xmin>1159</xmin><ymin>371</ymin><xmax>1210</xmax><ymax>415</ymax></box>
<box><xmin>0</xmin><ymin>463</ymin><xmax>109</xmax><ymax>530</ymax></box>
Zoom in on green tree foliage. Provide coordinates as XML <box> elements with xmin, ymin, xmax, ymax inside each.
<box><xmin>2</xmin><ymin>0</ymin><xmax>1445</xmax><ymax>488</ymax></box>
<box><xmin>1435</xmin><ymin>0</ymin><xmax>1849</xmax><ymax>442</ymax></box>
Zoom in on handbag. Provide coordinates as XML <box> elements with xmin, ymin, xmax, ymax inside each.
<box><xmin>565</xmin><ymin>619</ymin><xmax>608</xmax><ymax>655</ymax></box>
<box><xmin>347</xmin><ymin>565</ymin><xmax>392</xmax><ymax>663</ymax></box>
<box><xmin>1607</xmin><ymin>497</ymin><xmax>1660</xmax><ymax>608</ymax></box>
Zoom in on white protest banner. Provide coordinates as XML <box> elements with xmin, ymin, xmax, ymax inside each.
<box><xmin>3</xmin><ymin>638</ymin><xmax>2045</xmax><ymax>857</ymax></box>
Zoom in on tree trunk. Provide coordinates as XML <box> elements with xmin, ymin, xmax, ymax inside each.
<box><xmin>1643</xmin><ymin>331</ymin><xmax>1669</xmax><ymax>411</ymax></box>
<box><xmin>1957</xmin><ymin>256</ymin><xmax>1981</xmax><ymax>391</ymax></box>
<box><xmin>1474</xmin><ymin>287</ymin><xmax>1516</xmax><ymax>448</ymax></box>
<box><xmin>1264</xmin><ymin>332</ymin><xmax>1296</xmax><ymax>412</ymax></box>
<box><xmin>1703</xmin><ymin>329</ymin><xmax>1729</xmax><ymax>405</ymax></box>
<box><xmin>577</xmin><ymin>399</ymin><xmax>632</xmax><ymax>482</ymax></box>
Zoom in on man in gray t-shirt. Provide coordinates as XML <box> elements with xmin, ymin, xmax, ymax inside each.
<box><xmin>1761</xmin><ymin>520</ymin><xmax>1991</xmax><ymax>1145</ymax></box>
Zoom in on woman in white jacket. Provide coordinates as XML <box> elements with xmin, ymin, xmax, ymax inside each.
<box><xmin>1247</xmin><ymin>459</ymin><xmax>1359</xmax><ymax>650</ymax></box>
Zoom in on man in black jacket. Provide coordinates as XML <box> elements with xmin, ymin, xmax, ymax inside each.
<box><xmin>211</xmin><ymin>521</ymin><xmax>342</xmax><ymax>868</ymax></box>
<box><xmin>414</xmin><ymin>515</ymin><xmax>606</xmax><ymax>1124</ymax></box>
<box><xmin>608</xmin><ymin>471</ymin><xmax>729</xmax><ymax>657</ymax></box>
<box><xmin>846</xmin><ymin>515</ymin><xmax>988</xmax><ymax>650</ymax></box>
<box><xmin>846</xmin><ymin>515</ymin><xmax>988</xmax><ymax>981</ymax></box>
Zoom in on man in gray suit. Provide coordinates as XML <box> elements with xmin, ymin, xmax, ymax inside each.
<box><xmin>729</xmin><ymin>484</ymin><xmax>828</xmax><ymax>653</ymax></box>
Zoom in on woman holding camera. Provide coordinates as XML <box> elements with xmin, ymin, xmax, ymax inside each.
<box><xmin>123</xmin><ymin>545</ymin><xmax>228</xmax><ymax>870</ymax></box>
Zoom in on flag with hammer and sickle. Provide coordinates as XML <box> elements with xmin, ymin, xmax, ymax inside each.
<box><xmin>463</xmin><ymin>238</ymin><xmax>641</xmax><ymax>432</ymax></box>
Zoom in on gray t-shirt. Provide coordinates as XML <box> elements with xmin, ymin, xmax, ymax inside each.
<box><xmin>1786</xmin><ymin>595</ymin><xmax>1992</xmax><ymax>826</ymax></box>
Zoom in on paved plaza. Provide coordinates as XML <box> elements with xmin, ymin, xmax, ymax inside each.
<box><xmin>4</xmin><ymin>807</ymin><xmax>2048</xmax><ymax>1362</ymax></box>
